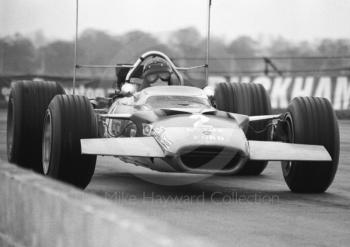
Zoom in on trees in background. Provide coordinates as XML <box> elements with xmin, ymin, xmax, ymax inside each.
<box><xmin>39</xmin><ymin>41</ymin><xmax>74</xmax><ymax>75</ymax></box>
<box><xmin>0</xmin><ymin>34</ymin><xmax>38</xmax><ymax>74</ymax></box>
<box><xmin>169</xmin><ymin>27</ymin><xmax>203</xmax><ymax>60</ymax></box>
<box><xmin>1</xmin><ymin>29</ymin><xmax>350</xmax><ymax>76</ymax></box>
<box><xmin>227</xmin><ymin>36</ymin><xmax>259</xmax><ymax>73</ymax></box>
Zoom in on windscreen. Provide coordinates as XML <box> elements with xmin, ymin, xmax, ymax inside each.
<box><xmin>145</xmin><ymin>95</ymin><xmax>211</xmax><ymax>109</ymax></box>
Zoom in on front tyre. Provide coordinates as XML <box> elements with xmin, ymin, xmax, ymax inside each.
<box><xmin>42</xmin><ymin>95</ymin><xmax>97</xmax><ymax>189</ymax></box>
<box><xmin>282</xmin><ymin>97</ymin><xmax>340</xmax><ymax>193</ymax></box>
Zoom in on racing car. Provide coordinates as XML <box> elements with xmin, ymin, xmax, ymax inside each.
<box><xmin>7</xmin><ymin>50</ymin><xmax>339</xmax><ymax>193</ymax></box>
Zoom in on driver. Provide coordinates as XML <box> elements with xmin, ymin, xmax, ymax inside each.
<box><xmin>139</xmin><ymin>58</ymin><xmax>173</xmax><ymax>90</ymax></box>
<box><xmin>116</xmin><ymin>57</ymin><xmax>175</xmax><ymax>105</ymax></box>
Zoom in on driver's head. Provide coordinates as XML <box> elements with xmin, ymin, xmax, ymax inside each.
<box><xmin>141</xmin><ymin>58</ymin><xmax>172</xmax><ymax>88</ymax></box>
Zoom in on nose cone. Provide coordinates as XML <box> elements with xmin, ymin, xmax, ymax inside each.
<box><xmin>151</xmin><ymin>115</ymin><xmax>248</xmax><ymax>155</ymax></box>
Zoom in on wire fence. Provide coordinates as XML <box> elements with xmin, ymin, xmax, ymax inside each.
<box><xmin>172</xmin><ymin>56</ymin><xmax>350</xmax><ymax>76</ymax></box>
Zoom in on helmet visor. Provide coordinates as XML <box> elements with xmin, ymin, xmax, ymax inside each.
<box><xmin>159</xmin><ymin>72</ymin><xmax>171</xmax><ymax>81</ymax></box>
<box><xmin>145</xmin><ymin>73</ymin><xmax>158</xmax><ymax>83</ymax></box>
<box><xmin>145</xmin><ymin>72</ymin><xmax>171</xmax><ymax>83</ymax></box>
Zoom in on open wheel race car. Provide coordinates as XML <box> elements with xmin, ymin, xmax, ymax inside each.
<box><xmin>6</xmin><ymin>50</ymin><xmax>339</xmax><ymax>192</ymax></box>
<box><xmin>6</xmin><ymin>0</ymin><xmax>340</xmax><ymax>192</ymax></box>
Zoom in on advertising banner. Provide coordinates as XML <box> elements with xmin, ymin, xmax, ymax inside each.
<box><xmin>1</xmin><ymin>75</ymin><xmax>350</xmax><ymax>110</ymax></box>
<box><xmin>209</xmin><ymin>76</ymin><xmax>350</xmax><ymax>110</ymax></box>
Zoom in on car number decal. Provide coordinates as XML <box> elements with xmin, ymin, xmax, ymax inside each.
<box><xmin>190</xmin><ymin>114</ymin><xmax>212</xmax><ymax>128</ymax></box>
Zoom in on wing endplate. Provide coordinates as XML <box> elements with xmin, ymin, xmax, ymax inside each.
<box><xmin>81</xmin><ymin>137</ymin><xmax>165</xmax><ymax>157</ymax></box>
<box><xmin>248</xmin><ymin>141</ymin><xmax>332</xmax><ymax>161</ymax></box>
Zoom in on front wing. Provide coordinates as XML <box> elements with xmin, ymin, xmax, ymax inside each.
<box><xmin>81</xmin><ymin>137</ymin><xmax>165</xmax><ymax>157</ymax></box>
<box><xmin>248</xmin><ymin>141</ymin><xmax>331</xmax><ymax>161</ymax></box>
<box><xmin>81</xmin><ymin>138</ymin><xmax>332</xmax><ymax>162</ymax></box>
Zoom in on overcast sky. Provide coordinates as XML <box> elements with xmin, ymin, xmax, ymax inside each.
<box><xmin>1</xmin><ymin>0</ymin><xmax>350</xmax><ymax>42</ymax></box>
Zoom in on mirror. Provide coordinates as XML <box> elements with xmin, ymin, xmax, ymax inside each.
<box><xmin>121</xmin><ymin>83</ymin><xmax>138</xmax><ymax>96</ymax></box>
<box><xmin>203</xmin><ymin>86</ymin><xmax>215</xmax><ymax>98</ymax></box>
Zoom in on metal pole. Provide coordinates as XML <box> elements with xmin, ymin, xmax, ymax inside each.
<box><xmin>73</xmin><ymin>0</ymin><xmax>79</xmax><ymax>94</ymax></box>
<box><xmin>205</xmin><ymin>0</ymin><xmax>212</xmax><ymax>85</ymax></box>
<box><xmin>0</xmin><ymin>44</ymin><xmax>3</xmax><ymax>74</ymax></box>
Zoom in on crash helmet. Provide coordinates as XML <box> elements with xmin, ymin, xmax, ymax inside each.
<box><xmin>142</xmin><ymin>58</ymin><xmax>172</xmax><ymax>85</ymax></box>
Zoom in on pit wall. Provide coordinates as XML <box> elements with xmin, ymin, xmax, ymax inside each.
<box><xmin>0</xmin><ymin>160</ymin><xmax>212</xmax><ymax>247</ymax></box>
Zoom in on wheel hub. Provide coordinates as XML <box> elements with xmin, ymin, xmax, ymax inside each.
<box><xmin>281</xmin><ymin>113</ymin><xmax>294</xmax><ymax>176</ymax></box>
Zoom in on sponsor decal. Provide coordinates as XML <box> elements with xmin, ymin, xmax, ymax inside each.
<box><xmin>202</xmin><ymin>129</ymin><xmax>212</xmax><ymax>135</ymax></box>
<box><xmin>193</xmin><ymin>134</ymin><xmax>225</xmax><ymax>142</ymax></box>
<box><xmin>148</xmin><ymin>126</ymin><xmax>172</xmax><ymax>150</ymax></box>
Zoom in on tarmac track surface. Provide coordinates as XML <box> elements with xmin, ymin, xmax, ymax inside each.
<box><xmin>0</xmin><ymin>110</ymin><xmax>349</xmax><ymax>247</ymax></box>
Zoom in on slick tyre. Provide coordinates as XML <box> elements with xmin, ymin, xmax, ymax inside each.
<box><xmin>42</xmin><ymin>95</ymin><xmax>97</xmax><ymax>189</ymax></box>
<box><xmin>214</xmin><ymin>82</ymin><xmax>271</xmax><ymax>175</ymax></box>
<box><xmin>282</xmin><ymin>97</ymin><xmax>340</xmax><ymax>193</ymax></box>
<box><xmin>7</xmin><ymin>81</ymin><xmax>65</xmax><ymax>172</ymax></box>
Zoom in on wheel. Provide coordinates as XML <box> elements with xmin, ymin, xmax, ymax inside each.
<box><xmin>214</xmin><ymin>82</ymin><xmax>271</xmax><ymax>175</ymax></box>
<box><xmin>282</xmin><ymin>97</ymin><xmax>340</xmax><ymax>193</ymax></box>
<box><xmin>42</xmin><ymin>95</ymin><xmax>98</xmax><ymax>189</ymax></box>
<box><xmin>214</xmin><ymin>82</ymin><xmax>250</xmax><ymax>114</ymax></box>
<box><xmin>7</xmin><ymin>81</ymin><xmax>65</xmax><ymax>172</ymax></box>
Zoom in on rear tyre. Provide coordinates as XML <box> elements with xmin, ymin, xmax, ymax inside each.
<box><xmin>7</xmin><ymin>81</ymin><xmax>65</xmax><ymax>172</ymax></box>
<box><xmin>282</xmin><ymin>97</ymin><xmax>339</xmax><ymax>193</ymax></box>
<box><xmin>214</xmin><ymin>82</ymin><xmax>271</xmax><ymax>175</ymax></box>
<box><xmin>42</xmin><ymin>95</ymin><xmax>97</xmax><ymax>189</ymax></box>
